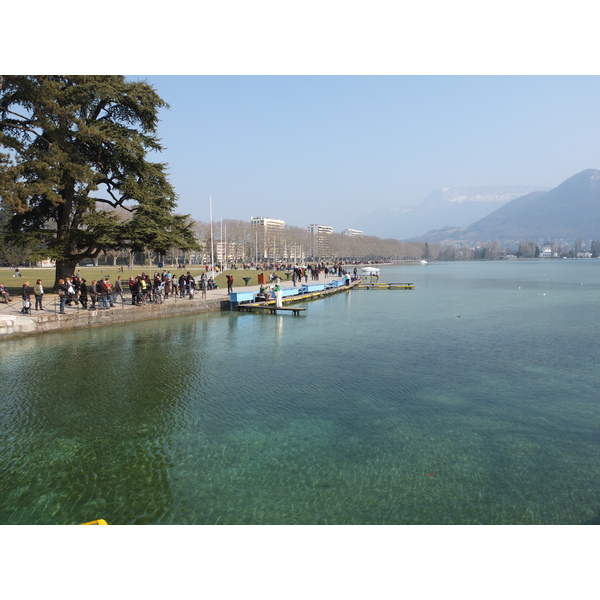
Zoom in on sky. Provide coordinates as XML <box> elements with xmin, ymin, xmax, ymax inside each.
<box><xmin>129</xmin><ymin>74</ymin><xmax>600</xmax><ymax>235</ymax></box>
<box><xmin>8</xmin><ymin>1</ymin><xmax>600</xmax><ymax>238</ymax></box>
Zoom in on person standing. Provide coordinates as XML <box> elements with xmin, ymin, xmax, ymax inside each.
<box><xmin>34</xmin><ymin>279</ymin><xmax>44</xmax><ymax>310</ymax></box>
<box><xmin>21</xmin><ymin>280</ymin><xmax>32</xmax><ymax>314</ymax></box>
<box><xmin>97</xmin><ymin>278</ymin><xmax>109</xmax><ymax>309</ymax></box>
<box><xmin>89</xmin><ymin>280</ymin><xmax>98</xmax><ymax>310</ymax></box>
<box><xmin>200</xmin><ymin>274</ymin><xmax>207</xmax><ymax>300</ymax></box>
<box><xmin>79</xmin><ymin>278</ymin><xmax>88</xmax><ymax>309</ymax></box>
<box><xmin>131</xmin><ymin>277</ymin><xmax>142</xmax><ymax>306</ymax></box>
<box><xmin>57</xmin><ymin>278</ymin><xmax>69</xmax><ymax>314</ymax></box>
<box><xmin>274</xmin><ymin>283</ymin><xmax>283</xmax><ymax>308</ymax></box>
<box><xmin>187</xmin><ymin>273</ymin><xmax>195</xmax><ymax>300</ymax></box>
<box><xmin>128</xmin><ymin>277</ymin><xmax>136</xmax><ymax>305</ymax></box>
<box><xmin>226</xmin><ymin>274</ymin><xmax>234</xmax><ymax>293</ymax></box>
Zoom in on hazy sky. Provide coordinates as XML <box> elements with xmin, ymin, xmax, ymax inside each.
<box><xmin>132</xmin><ymin>75</ymin><xmax>600</xmax><ymax>232</ymax></box>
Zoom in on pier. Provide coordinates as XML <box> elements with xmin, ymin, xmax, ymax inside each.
<box><xmin>237</xmin><ymin>304</ymin><xmax>306</xmax><ymax>316</ymax></box>
<box><xmin>230</xmin><ymin>278</ymin><xmax>360</xmax><ymax>316</ymax></box>
<box><xmin>355</xmin><ymin>282</ymin><xmax>415</xmax><ymax>290</ymax></box>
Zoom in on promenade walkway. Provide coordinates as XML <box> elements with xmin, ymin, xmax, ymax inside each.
<box><xmin>0</xmin><ymin>278</ymin><xmax>315</xmax><ymax>340</ymax></box>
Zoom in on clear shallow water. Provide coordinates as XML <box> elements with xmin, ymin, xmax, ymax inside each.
<box><xmin>1</xmin><ymin>260</ymin><xmax>599</xmax><ymax>524</ymax></box>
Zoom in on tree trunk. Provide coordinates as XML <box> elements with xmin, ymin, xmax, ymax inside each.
<box><xmin>54</xmin><ymin>258</ymin><xmax>79</xmax><ymax>290</ymax></box>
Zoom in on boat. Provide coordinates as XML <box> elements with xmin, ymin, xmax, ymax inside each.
<box><xmin>80</xmin><ymin>519</ymin><xmax>108</xmax><ymax>525</ymax></box>
<box><xmin>420</xmin><ymin>260</ymin><xmax>428</xmax><ymax>264</ymax></box>
<box><xmin>360</xmin><ymin>267</ymin><xmax>380</xmax><ymax>275</ymax></box>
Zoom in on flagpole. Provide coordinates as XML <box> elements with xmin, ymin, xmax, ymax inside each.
<box><xmin>210</xmin><ymin>195</ymin><xmax>215</xmax><ymax>280</ymax></box>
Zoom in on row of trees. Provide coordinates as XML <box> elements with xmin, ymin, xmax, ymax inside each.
<box><xmin>187</xmin><ymin>219</ymin><xmax>429</xmax><ymax>265</ymax></box>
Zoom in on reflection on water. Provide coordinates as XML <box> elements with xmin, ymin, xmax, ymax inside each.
<box><xmin>0</xmin><ymin>261</ymin><xmax>599</xmax><ymax>524</ymax></box>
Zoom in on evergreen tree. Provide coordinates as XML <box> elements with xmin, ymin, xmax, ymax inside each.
<box><xmin>0</xmin><ymin>75</ymin><xmax>198</xmax><ymax>287</ymax></box>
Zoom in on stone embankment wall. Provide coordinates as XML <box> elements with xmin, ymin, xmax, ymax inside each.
<box><xmin>0</xmin><ymin>298</ymin><xmax>229</xmax><ymax>340</ymax></box>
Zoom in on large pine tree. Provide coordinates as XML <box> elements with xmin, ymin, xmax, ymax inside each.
<box><xmin>0</xmin><ymin>75</ymin><xmax>198</xmax><ymax>287</ymax></box>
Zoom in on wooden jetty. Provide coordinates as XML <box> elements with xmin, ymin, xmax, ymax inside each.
<box><xmin>237</xmin><ymin>304</ymin><xmax>306</xmax><ymax>316</ymax></box>
<box><xmin>355</xmin><ymin>282</ymin><xmax>415</xmax><ymax>290</ymax></box>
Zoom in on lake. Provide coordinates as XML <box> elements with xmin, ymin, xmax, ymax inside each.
<box><xmin>0</xmin><ymin>259</ymin><xmax>599</xmax><ymax>524</ymax></box>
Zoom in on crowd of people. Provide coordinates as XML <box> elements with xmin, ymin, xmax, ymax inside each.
<box><xmin>6</xmin><ymin>263</ymin><xmax>359</xmax><ymax>316</ymax></box>
<box><xmin>8</xmin><ymin>270</ymin><xmax>221</xmax><ymax>315</ymax></box>
<box><xmin>126</xmin><ymin>271</ymin><xmax>215</xmax><ymax>305</ymax></box>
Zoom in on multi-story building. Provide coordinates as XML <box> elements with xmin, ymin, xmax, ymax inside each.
<box><xmin>342</xmin><ymin>228</ymin><xmax>363</xmax><ymax>236</ymax></box>
<box><xmin>308</xmin><ymin>224</ymin><xmax>333</xmax><ymax>260</ymax></box>
<box><xmin>250</xmin><ymin>216</ymin><xmax>286</xmax><ymax>262</ymax></box>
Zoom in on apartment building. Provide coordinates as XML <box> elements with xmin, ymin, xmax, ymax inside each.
<box><xmin>308</xmin><ymin>224</ymin><xmax>333</xmax><ymax>259</ymax></box>
<box><xmin>250</xmin><ymin>216</ymin><xmax>286</xmax><ymax>261</ymax></box>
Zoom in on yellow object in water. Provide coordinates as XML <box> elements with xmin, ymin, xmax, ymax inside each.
<box><xmin>80</xmin><ymin>519</ymin><xmax>108</xmax><ymax>525</ymax></box>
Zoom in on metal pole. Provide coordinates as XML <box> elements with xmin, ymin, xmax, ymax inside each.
<box><xmin>210</xmin><ymin>196</ymin><xmax>215</xmax><ymax>280</ymax></box>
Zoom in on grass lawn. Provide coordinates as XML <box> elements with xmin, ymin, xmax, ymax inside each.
<box><xmin>0</xmin><ymin>266</ymin><xmax>292</xmax><ymax>296</ymax></box>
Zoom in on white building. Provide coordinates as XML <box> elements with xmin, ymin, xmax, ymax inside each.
<box><xmin>539</xmin><ymin>242</ymin><xmax>557</xmax><ymax>258</ymax></box>
<box><xmin>250</xmin><ymin>216</ymin><xmax>286</xmax><ymax>262</ymax></box>
<box><xmin>342</xmin><ymin>228</ymin><xmax>363</xmax><ymax>236</ymax></box>
<box><xmin>308</xmin><ymin>224</ymin><xmax>333</xmax><ymax>259</ymax></box>
<box><xmin>36</xmin><ymin>258</ymin><xmax>56</xmax><ymax>268</ymax></box>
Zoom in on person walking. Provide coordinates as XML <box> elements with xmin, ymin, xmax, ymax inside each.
<box><xmin>113</xmin><ymin>276</ymin><xmax>125</xmax><ymax>304</ymax></box>
<box><xmin>103</xmin><ymin>276</ymin><xmax>115</xmax><ymax>307</ymax></box>
<box><xmin>34</xmin><ymin>279</ymin><xmax>44</xmax><ymax>310</ymax></box>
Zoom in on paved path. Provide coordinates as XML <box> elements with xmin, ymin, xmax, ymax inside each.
<box><xmin>0</xmin><ymin>278</ymin><xmax>311</xmax><ymax>320</ymax></box>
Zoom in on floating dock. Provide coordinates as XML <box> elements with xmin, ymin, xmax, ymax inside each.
<box><xmin>230</xmin><ymin>279</ymin><xmax>359</xmax><ymax>315</ymax></box>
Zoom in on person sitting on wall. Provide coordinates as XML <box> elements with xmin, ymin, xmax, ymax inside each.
<box><xmin>0</xmin><ymin>283</ymin><xmax>11</xmax><ymax>302</ymax></box>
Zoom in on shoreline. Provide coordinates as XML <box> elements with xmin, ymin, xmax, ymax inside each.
<box><xmin>0</xmin><ymin>278</ymin><xmax>358</xmax><ymax>340</ymax></box>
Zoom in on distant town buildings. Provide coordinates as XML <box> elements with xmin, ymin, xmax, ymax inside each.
<box><xmin>246</xmin><ymin>217</ymin><xmax>366</xmax><ymax>263</ymax></box>
<box><xmin>250</xmin><ymin>216</ymin><xmax>286</xmax><ymax>262</ymax></box>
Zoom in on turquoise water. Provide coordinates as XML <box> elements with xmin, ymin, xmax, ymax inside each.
<box><xmin>0</xmin><ymin>260</ymin><xmax>599</xmax><ymax>524</ymax></box>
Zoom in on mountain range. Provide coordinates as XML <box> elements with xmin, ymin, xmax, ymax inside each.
<box><xmin>362</xmin><ymin>184</ymin><xmax>543</xmax><ymax>240</ymax></box>
<box><xmin>412</xmin><ymin>169</ymin><xmax>600</xmax><ymax>246</ymax></box>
